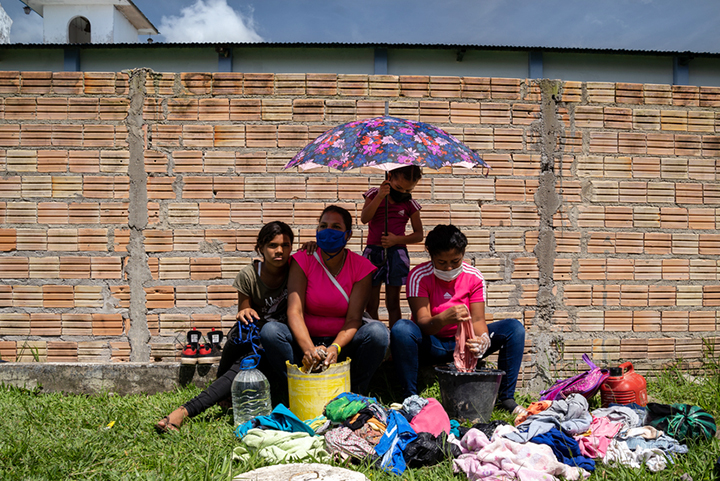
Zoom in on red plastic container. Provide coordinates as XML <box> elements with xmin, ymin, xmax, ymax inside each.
<box><xmin>600</xmin><ymin>362</ymin><xmax>648</xmax><ymax>408</ymax></box>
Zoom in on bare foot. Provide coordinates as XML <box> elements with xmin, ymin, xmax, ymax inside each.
<box><xmin>155</xmin><ymin>406</ymin><xmax>188</xmax><ymax>433</ymax></box>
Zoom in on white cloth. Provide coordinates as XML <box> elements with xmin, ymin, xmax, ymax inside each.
<box><xmin>603</xmin><ymin>439</ymin><xmax>668</xmax><ymax>473</ymax></box>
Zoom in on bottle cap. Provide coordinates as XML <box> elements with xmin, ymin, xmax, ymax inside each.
<box><xmin>609</xmin><ymin>367</ymin><xmax>622</xmax><ymax>376</ymax></box>
<box><xmin>240</xmin><ymin>355</ymin><xmax>260</xmax><ymax>370</ymax></box>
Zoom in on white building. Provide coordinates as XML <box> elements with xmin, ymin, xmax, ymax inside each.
<box><xmin>20</xmin><ymin>0</ymin><xmax>157</xmax><ymax>44</ymax></box>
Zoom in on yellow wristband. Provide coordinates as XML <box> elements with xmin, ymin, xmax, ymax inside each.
<box><xmin>331</xmin><ymin>343</ymin><xmax>341</xmax><ymax>354</ymax></box>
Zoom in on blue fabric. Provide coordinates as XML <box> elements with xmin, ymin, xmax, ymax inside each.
<box><xmin>328</xmin><ymin>392</ymin><xmax>377</xmax><ymax>406</ymax></box>
<box><xmin>235</xmin><ymin>403</ymin><xmax>316</xmax><ymax>438</ymax></box>
<box><xmin>363</xmin><ymin>245</ymin><xmax>410</xmax><ymax>287</ymax></box>
<box><xmin>530</xmin><ymin>428</ymin><xmax>595</xmax><ymax>472</ymax></box>
<box><xmin>450</xmin><ymin>419</ymin><xmax>460</xmax><ymax>438</ymax></box>
<box><xmin>375</xmin><ymin>410</ymin><xmax>417</xmax><ymax>475</ymax></box>
<box><xmin>624</xmin><ymin>434</ymin><xmax>688</xmax><ymax>456</ymax></box>
<box><xmin>390</xmin><ymin>317</ymin><xmax>525</xmax><ymax>400</ymax></box>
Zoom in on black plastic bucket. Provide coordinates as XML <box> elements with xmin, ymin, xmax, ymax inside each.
<box><xmin>435</xmin><ymin>364</ymin><xmax>505</xmax><ymax>423</ymax></box>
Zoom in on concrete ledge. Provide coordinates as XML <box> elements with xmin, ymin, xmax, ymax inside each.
<box><xmin>0</xmin><ymin>362</ymin><xmax>218</xmax><ymax>395</ymax></box>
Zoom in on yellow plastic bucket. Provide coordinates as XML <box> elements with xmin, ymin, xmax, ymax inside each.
<box><xmin>286</xmin><ymin>358</ymin><xmax>351</xmax><ymax>421</ymax></box>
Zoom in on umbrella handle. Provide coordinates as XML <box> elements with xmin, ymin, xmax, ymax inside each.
<box><xmin>384</xmin><ymin>171</ymin><xmax>389</xmax><ymax>274</ymax></box>
<box><xmin>384</xmin><ymin>171</ymin><xmax>389</xmax><ymax>236</ymax></box>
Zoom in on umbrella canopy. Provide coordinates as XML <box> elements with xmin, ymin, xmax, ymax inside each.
<box><xmin>285</xmin><ymin>116</ymin><xmax>490</xmax><ymax>172</ymax></box>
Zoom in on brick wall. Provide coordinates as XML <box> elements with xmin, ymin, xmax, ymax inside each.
<box><xmin>0</xmin><ymin>70</ymin><xmax>718</xmax><ymax>387</ymax></box>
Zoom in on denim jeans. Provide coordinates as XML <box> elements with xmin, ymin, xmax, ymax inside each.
<box><xmin>261</xmin><ymin>320</ymin><xmax>390</xmax><ymax>406</ymax></box>
<box><xmin>390</xmin><ymin>318</ymin><xmax>525</xmax><ymax>400</ymax></box>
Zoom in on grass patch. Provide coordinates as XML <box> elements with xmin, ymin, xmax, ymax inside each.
<box><xmin>1</xmin><ymin>355</ymin><xmax>719</xmax><ymax>480</ymax></box>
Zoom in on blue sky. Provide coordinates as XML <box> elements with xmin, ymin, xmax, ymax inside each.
<box><xmin>5</xmin><ymin>0</ymin><xmax>720</xmax><ymax>53</ymax></box>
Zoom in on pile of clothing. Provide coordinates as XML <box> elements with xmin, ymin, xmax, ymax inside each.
<box><xmin>232</xmin><ymin>392</ymin><xmax>716</xmax><ymax>480</ymax></box>
<box><xmin>455</xmin><ymin>395</ymin><xmax>716</xmax><ymax>480</ymax></box>
<box><xmin>233</xmin><ymin>392</ymin><xmax>468</xmax><ymax>474</ymax></box>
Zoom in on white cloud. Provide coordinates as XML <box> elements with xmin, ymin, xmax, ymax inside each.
<box><xmin>158</xmin><ymin>0</ymin><xmax>263</xmax><ymax>43</ymax></box>
<box><xmin>9</xmin><ymin>12</ymin><xmax>43</xmax><ymax>44</ymax></box>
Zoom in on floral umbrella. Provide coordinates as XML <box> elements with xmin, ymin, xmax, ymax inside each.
<box><xmin>284</xmin><ymin>116</ymin><xmax>490</xmax><ymax>172</ymax></box>
<box><xmin>285</xmin><ymin>116</ymin><xmax>490</xmax><ymax>271</ymax></box>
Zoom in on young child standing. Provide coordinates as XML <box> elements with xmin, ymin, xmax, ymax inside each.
<box><xmin>360</xmin><ymin>165</ymin><xmax>423</xmax><ymax>327</ymax></box>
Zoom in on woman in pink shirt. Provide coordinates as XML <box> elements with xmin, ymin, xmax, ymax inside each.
<box><xmin>261</xmin><ymin>205</ymin><xmax>390</xmax><ymax>406</ymax></box>
<box><xmin>391</xmin><ymin>224</ymin><xmax>527</xmax><ymax>415</ymax></box>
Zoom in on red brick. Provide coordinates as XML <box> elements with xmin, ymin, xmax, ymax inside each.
<box><xmin>168</xmin><ymin>98</ymin><xmax>198</xmax><ymax>121</ymax></box>
<box><xmin>92</xmin><ymin>313</ymin><xmax>124</xmax><ymax>336</ymax></box>
<box><xmin>212</xmin><ymin>72</ymin><xmax>243</xmax><ymax>95</ymax></box>
<box><xmin>244</xmin><ymin>73</ymin><xmax>274</xmax><ymax>95</ymax></box>
<box><xmin>98</xmin><ymin>98</ymin><xmax>129</xmax><ymax>121</ymax></box>
<box><xmin>181</xmin><ymin>72</ymin><xmax>212</xmax><ymax>95</ymax></box>
<box><xmin>307</xmin><ymin>73</ymin><xmax>337</xmax><ymax>96</ymax></box>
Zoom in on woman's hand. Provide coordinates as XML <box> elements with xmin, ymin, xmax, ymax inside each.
<box><xmin>236</xmin><ymin>308</ymin><xmax>260</xmax><ymax>325</ymax></box>
<box><xmin>444</xmin><ymin>304</ymin><xmax>472</xmax><ymax>325</ymax></box>
<box><xmin>324</xmin><ymin>344</ymin><xmax>339</xmax><ymax>367</ymax></box>
<box><xmin>302</xmin><ymin>345</ymin><xmax>326</xmax><ymax>373</ymax></box>
<box><xmin>299</xmin><ymin>240</ymin><xmax>317</xmax><ymax>255</ymax></box>
<box><xmin>465</xmin><ymin>332</ymin><xmax>491</xmax><ymax>358</ymax></box>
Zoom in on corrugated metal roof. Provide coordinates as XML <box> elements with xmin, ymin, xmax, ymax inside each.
<box><xmin>3</xmin><ymin>41</ymin><xmax>718</xmax><ymax>57</ymax></box>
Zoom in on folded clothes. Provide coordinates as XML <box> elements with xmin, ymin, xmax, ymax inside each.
<box><xmin>233</xmin><ymin>428</ymin><xmax>329</xmax><ymax>463</ymax></box>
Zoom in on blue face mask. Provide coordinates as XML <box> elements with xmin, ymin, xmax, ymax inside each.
<box><xmin>316</xmin><ymin>228</ymin><xmax>349</xmax><ymax>255</ymax></box>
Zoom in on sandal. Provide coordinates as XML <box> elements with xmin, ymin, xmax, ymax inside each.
<box><xmin>155</xmin><ymin>415</ymin><xmax>180</xmax><ymax>434</ymax></box>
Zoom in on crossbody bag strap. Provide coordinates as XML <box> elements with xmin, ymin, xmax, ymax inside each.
<box><xmin>313</xmin><ymin>251</ymin><xmax>349</xmax><ymax>304</ymax></box>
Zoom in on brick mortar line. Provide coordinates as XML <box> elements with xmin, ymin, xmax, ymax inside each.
<box><xmin>125</xmin><ymin>69</ymin><xmax>152</xmax><ymax>362</ymax></box>
<box><xmin>531</xmin><ymin>80</ymin><xmax>564</xmax><ymax>388</ymax></box>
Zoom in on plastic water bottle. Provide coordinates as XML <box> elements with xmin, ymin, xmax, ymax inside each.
<box><xmin>231</xmin><ymin>355</ymin><xmax>271</xmax><ymax>427</ymax></box>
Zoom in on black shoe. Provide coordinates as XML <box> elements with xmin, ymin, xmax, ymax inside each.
<box><xmin>197</xmin><ymin>328</ymin><xmax>223</xmax><ymax>364</ymax></box>
<box><xmin>197</xmin><ymin>342</ymin><xmax>221</xmax><ymax>364</ymax></box>
<box><xmin>180</xmin><ymin>328</ymin><xmax>202</xmax><ymax>365</ymax></box>
<box><xmin>207</xmin><ymin>328</ymin><xmax>223</xmax><ymax>349</ymax></box>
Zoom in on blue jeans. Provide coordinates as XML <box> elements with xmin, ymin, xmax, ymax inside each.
<box><xmin>390</xmin><ymin>318</ymin><xmax>525</xmax><ymax>400</ymax></box>
<box><xmin>261</xmin><ymin>320</ymin><xmax>390</xmax><ymax>406</ymax></box>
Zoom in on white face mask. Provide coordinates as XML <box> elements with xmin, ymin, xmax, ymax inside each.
<box><xmin>434</xmin><ymin>265</ymin><xmax>463</xmax><ymax>282</ymax></box>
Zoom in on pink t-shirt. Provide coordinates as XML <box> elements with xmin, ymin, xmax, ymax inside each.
<box><xmin>363</xmin><ymin>187</ymin><xmax>421</xmax><ymax>246</ymax></box>
<box><xmin>292</xmin><ymin>249</ymin><xmax>376</xmax><ymax>337</ymax></box>
<box><xmin>406</xmin><ymin>261</ymin><xmax>486</xmax><ymax>338</ymax></box>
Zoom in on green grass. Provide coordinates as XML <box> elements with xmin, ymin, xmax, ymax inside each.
<box><xmin>1</xmin><ymin>354</ymin><xmax>719</xmax><ymax>481</ymax></box>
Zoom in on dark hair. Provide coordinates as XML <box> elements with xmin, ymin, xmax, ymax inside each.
<box><xmin>390</xmin><ymin>165</ymin><xmax>422</xmax><ymax>182</ymax></box>
<box><xmin>255</xmin><ymin>221</ymin><xmax>294</xmax><ymax>254</ymax></box>
<box><xmin>425</xmin><ymin>224</ymin><xmax>467</xmax><ymax>258</ymax></box>
<box><xmin>319</xmin><ymin>205</ymin><xmax>352</xmax><ymax>232</ymax></box>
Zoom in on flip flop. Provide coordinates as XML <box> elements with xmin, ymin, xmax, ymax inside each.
<box><xmin>155</xmin><ymin>416</ymin><xmax>180</xmax><ymax>434</ymax></box>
